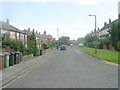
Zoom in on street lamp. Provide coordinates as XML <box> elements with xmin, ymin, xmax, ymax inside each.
<box><xmin>89</xmin><ymin>14</ymin><xmax>97</xmax><ymax>54</ymax></box>
<box><xmin>57</xmin><ymin>28</ymin><xmax>60</xmax><ymax>50</ymax></box>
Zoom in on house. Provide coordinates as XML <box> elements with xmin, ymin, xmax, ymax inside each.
<box><xmin>0</xmin><ymin>20</ymin><xmax>27</xmax><ymax>47</ymax></box>
<box><xmin>40</xmin><ymin>31</ymin><xmax>55</xmax><ymax>45</ymax></box>
<box><xmin>98</xmin><ymin>18</ymin><xmax>118</xmax><ymax>39</ymax></box>
<box><xmin>0</xmin><ymin>19</ymin><xmax>55</xmax><ymax>49</ymax></box>
<box><xmin>35</xmin><ymin>31</ymin><xmax>41</xmax><ymax>49</ymax></box>
<box><xmin>23</xmin><ymin>28</ymin><xmax>42</xmax><ymax>49</ymax></box>
<box><xmin>40</xmin><ymin>31</ymin><xmax>48</xmax><ymax>43</ymax></box>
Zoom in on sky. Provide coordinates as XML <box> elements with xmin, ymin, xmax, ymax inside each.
<box><xmin>0</xmin><ymin>0</ymin><xmax>119</xmax><ymax>40</ymax></box>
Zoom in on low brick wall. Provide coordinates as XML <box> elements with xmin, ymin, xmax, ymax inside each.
<box><xmin>23</xmin><ymin>54</ymin><xmax>33</xmax><ymax>61</ymax></box>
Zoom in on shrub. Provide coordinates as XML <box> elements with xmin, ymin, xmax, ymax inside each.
<box><xmin>33</xmin><ymin>46</ymin><xmax>39</xmax><ymax>56</ymax></box>
<box><xmin>117</xmin><ymin>41</ymin><xmax>120</xmax><ymax>50</ymax></box>
<box><xmin>87</xmin><ymin>42</ymin><xmax>95</xmax><ymax>48</ymax></box>
<box><xmin>42</xmin><ymin>43</ymin><xmax>49</xmax><ymax>49</ymax></box>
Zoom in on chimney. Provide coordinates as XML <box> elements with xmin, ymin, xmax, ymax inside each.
<box><xmin>109</xmin><ymin>18</ymin><xmax>111</xmax><ymax>23</ymax></box>
<box><xmin>33</xmin><ymin>29</ymin><xmax>34</xmax><ymax>33</ymax></box>
<box><xmin>39</xmin><ymin>32</ymin><xmax>41</xmax><ymax>35</ymax></box>
<box><xmin>28</xmin><ymin>28</ymin><xmax>30</xmax><ymax>31</ymax></box>
<box><xmin>36</xmin><ymin>31</ymin><xmax>38</xmax><ymax>34</ymax></box>
<box><xmin>98</xmin><ymin>27</ymin><xmax>99</xmax><ymax>31</ymax></box>
<box><xmin>6</xmin><ymin>19</ymin><xmax>9</xmax><ymax>24</ymax></box>
<box><xmin>104</xmin><ymin>22</ymin><xmax>107</xmax><ymax>26</ymax></box>
<box><xmin>44</xmin><ymin>31</ymin><xmax>46</xmax><ymax>35</ymax></box>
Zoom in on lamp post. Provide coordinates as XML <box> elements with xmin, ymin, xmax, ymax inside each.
<box><xmin>57</xmin><ymin>28</ymin><xmax>59</xmax><ymax>49</ymax></box>
<box><xmin>89</xmin><ymin>14</ymin><xmax>97</xmax><ymax>54</ymax></box>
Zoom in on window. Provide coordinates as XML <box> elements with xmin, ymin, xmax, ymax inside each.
<box><xmin>1</xmin><ymin>29</ymin><xmax>7</xmax><ymax>34</ymax></box>
<box><xmin>10</xmin><ymin>32</ymin><xmax>15</xmax><ymax>38</ymax></box>
<box><xmin>20</xmin><ymin>33</ymin><xmax>24</xmax><ymax>39</ymax></box>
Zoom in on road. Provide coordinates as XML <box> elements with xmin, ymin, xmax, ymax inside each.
<box><xmin>5</xmin><ymin>47</ymin><xmax>118</xmax><ymax>88</ymax></box>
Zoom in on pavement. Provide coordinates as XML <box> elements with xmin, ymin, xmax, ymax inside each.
<box><xmin>1</xmin><ymin>49</ymin><xmax>55</xmax><ymax>89</ymax></box>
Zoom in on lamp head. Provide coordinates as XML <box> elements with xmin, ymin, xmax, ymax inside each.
<box><xmin>89</xmin><ymin>14</ymin><xmax>92</xmax><ymax>16</ymax></box>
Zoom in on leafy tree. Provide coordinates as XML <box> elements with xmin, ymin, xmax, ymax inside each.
<box><xmin>59</xmin><ymin>36</ymin><xmax>70</xmax><ymax>46</ymax></box>
<box><xmin>84</xmin><ymin>33</ymin><xmax>98</xmax><ymax>47</ymax></box>
<box><xmin>77</xmin><ymin>38</ymin><xmax>84</xmax><ymax>43</ymax></box>
<box><xmin>2</xmin><ymin>32</ymin><xmax>27</xmax><ymax>55</ymax></box>
<box><xmin>85</xmin><ymin>33</ymin><xmax>97</xmax><ymax>43</ymax></box>
<box><xmin>109</xmin><ymin>21</ymin><xmax>120</xmax><ymax>50</ymax></box>
<box><xmin>2</xmin><ymin>32</ymin><xmax>12</xmax><ymax>49</ymax></box>
<box><xmin>98</xmin><ymin>37</ymin><xmax>111</xmax><ymax>49</ymax></box>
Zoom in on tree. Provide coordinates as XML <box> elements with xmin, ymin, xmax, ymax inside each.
<box><xmin>2</xmin><ymin>32</ymin><xmax>27</xmax><ymax>55</ymax></box>
<box><xmin>2</xmin><ymin>32</ymin><xmax>11</xmax><ymax>48</ymax></box>
<box><xmin>59</xmin><ymin>36</ymin><xmax>70</xmax><ymax>46</ymax></box>
<box><xmin>27</xmin><ymin>31</ymin><xmax>39</xmax><ymax>56</ymax></box>
<box><xmin>76</xmin><ymin>37</ymin><xmax>85</xmax><ymax>45</ymax></box>
<box><xmin>84</xmin><ymin>33</ymin><xmax>98</xmax><ymax>48</ymax></box>
<box><xmin>109</xmin><ymin>21</ymin><xmax>120</xmax><ymax>50</ymax></box>
<box><xmin>98</xmin><ymin>37</ymin><xmax>111</xmax><ymax>49</ymax></box>
<box><xmin>85</xmin><ymin>33</ymin><xmax>96</xmax><ymax>43</ymax></box>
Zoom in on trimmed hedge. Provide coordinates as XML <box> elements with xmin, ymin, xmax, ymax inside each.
<box><xmin>42</xmin><ymin>43</ymin><xmax>49</xmax><ymax>49</ymax></box>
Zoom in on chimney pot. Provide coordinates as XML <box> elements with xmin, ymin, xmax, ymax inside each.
<box><xmin>36</xmin><ymin>31</ymin><xmax>38</xmax><ymax>34</ymax></box>
<box><xmin>109</xmin><ymin>18</ymin><xmax>111</xmax><ymax>23</ymax></box>
<box><xmin>104</xmin><ymin>22</ymin><xmax>107</xmax><ymax>26</ymax></box>
<box><xmin>6</xmin><ymin>19</ymin><xmax>9</xmax><ymax>24</ymax></box>
<box><xmin>33</xmin><ymin>29</ymin><xmax>34</xmax><ymax>32</ymax></box>
<box><xmin>98</xmin><ymin>27</ymin><xmax>99</xmax><ymax>30</ymax></box>
<box><xmin>44</xmin><ymin>31</ymin><xmax>46</xmax><ymax>35</ymax></box>
<box><xmin>28</xmin><ymin>28</ymin><xmax>30</xmax><ymax>31</ymax></box>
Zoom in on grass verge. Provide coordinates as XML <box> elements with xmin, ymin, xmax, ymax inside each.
<box><xmin>78</xmin><ymin>47</ymin><xmax>119</xmax><ymax>64</ymax></box>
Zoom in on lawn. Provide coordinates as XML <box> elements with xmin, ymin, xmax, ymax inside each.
<box><xmin>78</xmin><ymin>47</ymin><xmax>119</xmax><ymax>64</ymax></box>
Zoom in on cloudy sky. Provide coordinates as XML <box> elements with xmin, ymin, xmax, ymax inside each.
<box><xmin>0</xmin><ymin>0</ymin><xmax>119</xmax><ymax>40</ymax></box>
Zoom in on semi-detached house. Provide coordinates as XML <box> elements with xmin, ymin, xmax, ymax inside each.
<box><xmin>0</xmin><ymin>20</ymin><xmax>55</xmax><ymax>50</ymax></box>
<box><xmin>23</xmin><ymin>29</ymin><xmax>54</xmax><ymax>49</ymax></box>
<box><xmin>0</xmin><ymin>20</ymin><xmax>27</xmax><ymax>47</ymax></box>
<box><xmin>98</xmin><ymin>19</ymin><xmax>118</xmax><ymax>39</ymax></box>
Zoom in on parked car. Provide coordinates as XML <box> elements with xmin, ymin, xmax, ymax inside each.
<box><xmin>79</xmin><ymin>43</ymin><xmax>83</xmax><ymax>47</ymax></box>
<box><xmin>70</xmin><ymin>44</ymin><xmax>73</xmax><ymax>47</ymax></box>
<box><xmin>60</xmin><ymin>45</ymin><xmax>66</xmax><ymax>50</ymax></box>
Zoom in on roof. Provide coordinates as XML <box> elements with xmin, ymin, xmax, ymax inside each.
<box><xmin>23</xmin><ymin>29</ymin><xmax>32</xmax><ymax>36</ymax></box>
<box><xmin>100</xmin><ymin>19</ymin><xmax>118</xmax><ymax>31</ymax></box>
<box><xmin>0</xmin><ymin>20</ymin><xmax>25</xmax><ymax>34</ymax></box>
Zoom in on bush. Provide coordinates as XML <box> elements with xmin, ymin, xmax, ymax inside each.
<box><xmin>33</xmin><ymin>46</ymin><xmax>40</xmax><ymax>56</ymax></box>
<box><xmin>42</xmin><ymin>43</ymin><xmax>49</xmax><ymax>49</ymax></box>
<box><xmin>98</xmin><ymin>42</ymin><xmax>103</xmax><ymax>49</ymax></box>
<box><xmin>87</xmin><ymin>42</ymin><xmax>95</xmax><ymax>48</ymax></box>
<box><xmin>117</xmin><ymin>41</ymin><xmax>120</xmax><ymax>50</ymax></box>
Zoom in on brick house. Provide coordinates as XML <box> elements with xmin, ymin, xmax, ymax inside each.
<box><xmin>23</xmin><ymin>28</ymin><xmax>41</xmax><ymax>49</ymax></box>
<box><xmin>0</xmin><ymin>20</ymin><xmax>55</xmax><ymax>50</ymax></box>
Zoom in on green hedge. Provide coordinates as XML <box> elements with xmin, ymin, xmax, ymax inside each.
<box><xmin>42</xmin><ymin>43</ymin><xmax>49</xmax><ymax>49</ymax></box>
<box><xmin>117</xmin><ymin>41</ymin><xmax>120</xmax><ymax>50</ymax></box>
